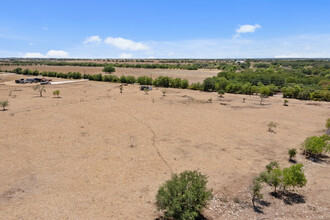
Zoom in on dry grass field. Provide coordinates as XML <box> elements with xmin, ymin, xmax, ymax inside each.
<box><xmin>0</xmin><ymin>65</ymin><xmax>220</xmax><ymax>83</ymax></box>
<box><xmin>0</xmin><ymin>73</ymin><xmax>329</xmax><ymax>219</ymax></box>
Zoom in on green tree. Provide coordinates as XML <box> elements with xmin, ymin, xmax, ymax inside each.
<box><xmin>303</xmin><ymin>136</ymin><xmax>330</xmax><ymax>157</ymax></box>
<box><xmin>156</xmin><ymin>170</ymin><xmax>212</xmax><ymax>220</ymax></box>
<box><xmin>181</xmin><ymin>79</ymin><xmax>189</xmax><ymax>89</ymax></box>
<box><xmin>0</xmin><ymin>99</ymin><xmax>9</xmax><ymax>111</ymax></box>
<box><xmin>33</xmin><ymin>85</ymin><xmax>46</xmax><ymax>97</ymax></box>
<box><xmin>288</xmin><ymin>148</ymin><xmax>297</xmax><ymax>161</ymax></box>
<box><xmin>282</xmin><ymin>164</ymin><xmax>307</xmax><ymax>190</ymax></box>
<box><xmin>102</xmin><ymin>65</ymin><xmax>115</xmax><ymax>74</ymax></box>
<box><xmin>250</xmin><ymin>178</ymin><xmax>263</xmax><ymax>208</ymax></box>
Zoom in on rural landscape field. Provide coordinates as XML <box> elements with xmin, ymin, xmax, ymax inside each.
<box><xmin>1</xmin><ymin>0</ymin><xmax>330</xmax><ymax>219</ymax></box>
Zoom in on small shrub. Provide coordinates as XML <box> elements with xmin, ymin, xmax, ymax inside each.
<box><xmin>33</xmin><ymin>85</ymin><xmax>46</xmax><ymax>97</ymax></box>
<box><xmin>207</xmin><ymin>98</ymin><xmax>212</xmax><ymax>103</ymax></box>
<box><xmin>52</xmin><ymin>90</ymin><xmax>60</xmax><ymax>98</ymax></box>
<box><xmin>326</xmin><ymin>118</ymin><xmax>330</xmax><ymax>134</ymax></box>
<box><xmin>284</xmin><ymin>99</ymin><xmax>289</xmax><ymax>106</ymax></box>
<box><xmin>0</xmin><ymin>99</ymin><xmax>9</xmax><ymax>111</ymax></box>
<box><xmin>144</xmin><ymin>88</ymin><xmax>149</xmax><ymax>95</ymax></box>
<box><xmin>156</xmin><ymin>170</ymin><xmax>212</xmax><ymax>220</ymax></box>
<box><xmin>288</xmin><ymin>148</ymin><xmax>297</xmax><ymax>161</ymax></box>
<box><xmin>161</xmin><ymin>88</ymin><xmax>167</xmax><ymax>96</ymax></box>
<box><xmin>267</xmin><ymin>121</ymin><xmax>276</xmax><ymax>132</ymax></box>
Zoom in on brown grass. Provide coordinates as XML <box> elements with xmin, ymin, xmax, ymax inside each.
<box><xmin>0</xmin><ymin>74</ymin><xmax>329</xmax><ymax>219</ymax></box>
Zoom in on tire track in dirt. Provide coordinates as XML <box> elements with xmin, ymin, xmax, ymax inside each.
<box><xmin>126</xmin><ymin>110</ymin><xmax>174</xmax><ymax>175</ymax></box>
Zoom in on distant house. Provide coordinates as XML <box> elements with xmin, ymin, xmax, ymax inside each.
<box><xmin>235</xmin><ymin>60</ymin><xmax>245</xmax><ymax>64</ymax></box>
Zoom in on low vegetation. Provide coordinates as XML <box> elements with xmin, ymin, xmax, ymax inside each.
<box><xmin>53</xmin><ymin>90</ymin><xmax>60</xmax><ymax>98</ymax></box>
<box><xmin>267</xmin><ymin>121</ymin><xmax>276</xmax><ymax>132</ymax></box>
<box><xmin>33</xmin><ymin>85</ymin><xmax>46</xmax><ymax>97</ymax></box>
<box><xmin>156</xmin><ymin>170</ymin><xmax>212</xmax><ymax>220</ymax></box>
<box><xmin>288</xmin><ymin>148</ymin><xmax>297</xmax><ymax>161</ymax></box>
<box><xmin>0</xmin><ymin>99</ymin><xmax>9</xmax><ymax>111</ymax></box>
<box><xmin>302</xmin><ymin>135</ymin><xmax>330</xmax><ymax>158</ymax></box>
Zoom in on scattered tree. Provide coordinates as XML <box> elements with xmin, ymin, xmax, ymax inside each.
<box><xmin>282</xmin><ymin>163</ymin><xmax>307</xmax><ymax>191</ymax></box>
<box><xmin>0</xmin><ymin>99</ymin><xmax>9</xmax><ymax>111</ymax></box>
<box><xmin>52</xmin><ymin>90</ymin><xmax>60</xmax><ymax>98</ymax></box>
<box><xmin>119</xmin><ymin>84</ymin><xmax>123</xmax><ymax>93</ymax></box>
<box><xmin>207</xmin><ymin>98</ymin><xmax>212</xmax><ymax>103</ymax></box>
<box><xmin>288</xmin><ymin>148</ymin><xmax>297</xmax><ymax>161</ymax></box>
<box><xmin>156</xmin><ymin>170</ymin><xmax>212</xmax><ymax>220</ymax></box>
<box><xmin>33</xmin><ymin>85</ymin><xmax>46</xmax><ymax>97</ymax></box>
<box><xmin>250</xmin><ymin>178</ymin><xmax>263</xmax><ymax>208</ymax></box>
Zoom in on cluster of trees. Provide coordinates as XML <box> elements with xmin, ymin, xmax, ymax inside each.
<box><xmin>200</xmin><ymin>68</ymin><xmax>329</xmax><ymax>101</ymax></box>
<box><xmin>251</xmin><ymin>162</ymin><xmax>307</xmax><ymax>207</ymax></box>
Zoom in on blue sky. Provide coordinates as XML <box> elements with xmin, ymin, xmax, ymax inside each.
<box><xmin>1</xmin><ymin>0</ymin><xmax>330</xmax><ymax>58</ymax></box>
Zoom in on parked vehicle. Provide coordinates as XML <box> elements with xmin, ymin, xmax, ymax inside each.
<box><xmin>15</xmin><ymin>79</ymin><xmax>26</xmax><ymax>84</ymax></box>
<box><xmin>140</xmin><ymin>85</ymin><xmax>152</xmax><ymax>91</ymax></box>
<box><xmin>26</xmin><ymin>78</ymin><xmax>36</xmax><ymax>83</ymax></box>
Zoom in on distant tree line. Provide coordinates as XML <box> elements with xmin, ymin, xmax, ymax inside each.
<box><xmin>8</xmin><ymin>65</ymin><xmax>330</xmax><ymax>101</ymax></box>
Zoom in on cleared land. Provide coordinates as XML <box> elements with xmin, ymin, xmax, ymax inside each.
<box><xmin>0</xmin><ymin>65</ymin><xmax>220</xmax><ymax>83</ymax></box>
<box><xmin>0</xmin><ymin>74</ymin><xmax>329</xmax><ymax>219</ymax></box>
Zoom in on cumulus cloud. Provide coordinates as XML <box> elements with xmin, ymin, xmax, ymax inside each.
<box><xmin>234</xmin><ymin>24</ymin><xmax>261</xmax><ymax>38</ymax></box>
<box><xmin>23</xmin><ymin>50</ymin><xmax>69</xmax><ymax>58</ymax></box>
<box><xmin>119</xmin><ymin>53</ymin><xmax>133</xmax><ymax>58</ymax></box>
<box><xmin>46</xmin><ymin>50</ymin><xmax>69</xmax><ymax>58</ymax></box>
<box><xmin>23</xmin><ymin>52</ymin><xmax>45</xmax><ymax>58</ymax></box>
<box><xmin>104</xmin><ymin>37</ymin><xmax>149</xmax><ymax>51</ymax></box>
<box><xmin>83</xmin><ymin>35</ymin><xmax>102</xmax><ymax>45</ymax></box>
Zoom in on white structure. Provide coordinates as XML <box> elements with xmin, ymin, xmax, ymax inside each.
<box><xmin>235</xmin><ymin>60</ymin><xmax>245</xmax><ymax>64</ymax></box>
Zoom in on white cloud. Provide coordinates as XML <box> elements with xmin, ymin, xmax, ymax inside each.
<box><xmin>234</xmin><ymin>24</ymin><xmax>261</xmax><ymax>38</ymax></box>
<box><xmin>46</xmin><ymin>50</ymin><xmax>69</xmax><ymax>58</ymax></box>
<box><xmin>23</xmin><ymin>52</ymin><xmax>45</xmax><ymax>58</ymax></box>
<box><xmin>236</xmin><ymin>24</ymin><xmax>261</xmax><ymax>34</ymax></box>
<box><xmin>104</xmin><ymin>37</ymin><xmax>149</xmax><ymax>51</ymax></box>
<box><xmin>83</xmin><ymin>35</ymin><xmax>102</xmax><ymax>45</ymax></box>
<box><xmin>119</xmin><ymin>53</ymin><xmax>133</xmax><ymax>58</ymax></box>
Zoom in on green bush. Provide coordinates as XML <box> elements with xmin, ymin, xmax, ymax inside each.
<box><xmin>302</xmin><ymin>136</ymin><xmax>329</xmax><ymax>157</ymax></box>
<box><xmin>137</xmin><ymin>76</ymin><xmax>153</xmax><ymax>85</ymax></box>
<box><xmin>181</xmin><ymin>79</ymin><xmax>189</xmax><ymax>89</ymax></box>
<box><xmin>102</xmin><ymin>65</ymin><xmax>115</xmax><ymax>74</ymax></box>
<box><xmin>156</xmin><ymin>170</ymin><xmax>212</xmax><ymax>220</ymax></box>
<box><xmin>0</xmin><ymin>99</ymin><xmax>9</xmax><ymax>111</ymax></box>
<box><xmin>288</xmin><ymin>148</ymin><xmax>297</xmax><ymax>161</ymax></box>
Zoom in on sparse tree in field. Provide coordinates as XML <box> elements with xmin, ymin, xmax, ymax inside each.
<box><xmin>161</xmin><ymin>88</ymin><xmax>167</xmax><ymax>96</ymax></box>
<box><xmin>267</xmin><ymin>121</ymin><xmax>277</xmax><ymax>132</ymax></box>
<box><xmin>243</xmin><ymin>98</ymin><xmax>246</xmax><ymax>103</ymax></box>
<box><xmin>0</xmin><ymin>99</ymin><xmax>9</xmax><ymax>111</ymax></box>
<box><xmin>282</xmin><ymin>163</ymin><xmax>307</xmax><ymax>191</ymax></box>
<box><xmin>259</xmin><ymin>86</ymin><xmax>270</xmax><ymax>105</ymax></box>
<box><xmin>102</xmin><ymin>65</ymin><xmax>115</xmax><ymax>74</ymax></box>
<box><xmin>144</xmin><ymin>88</ymin><xmax>149</xmax><ymax>95</ymax></box>
<box><xmin>33</xmin><ymin>84</ymin><xmax>46</xmax><ymax>97</ymax></box>
<box><xmin>207</xmin><ymin>98</ymin><xmax>212</xmax><ymax>103</ymax></box>
<box><xmin>250</xmin><ymin>178</ymin><xmax>263</xmax><ymax>208</ymax></box>
<box><xmin>156</xmin><ymin>170</ymin><xmax>212</xmax><ymax>220</ymax></box>
<box><xmin>119</xmin><ymin>84</ymin><xmax>123</xmax><ymax>93</ymax></box>
<box><xmin>52</xmin><ymin>90</ymin><xmax>60</xmax><ymax>98</ymax></box>
<box><xmin>268</xmin><ymin>168</ymin><xmax>282</xmax><ymax>194</ymax></box>
<box><xmin>284</xmin><ymin>99</ymin><xmax>289</xmax><ymax>106</ymax></box>
<box><xmin>288</xmin><ymin>148</ymin><xmax>297</xmax><ymax>161</ymax></box>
